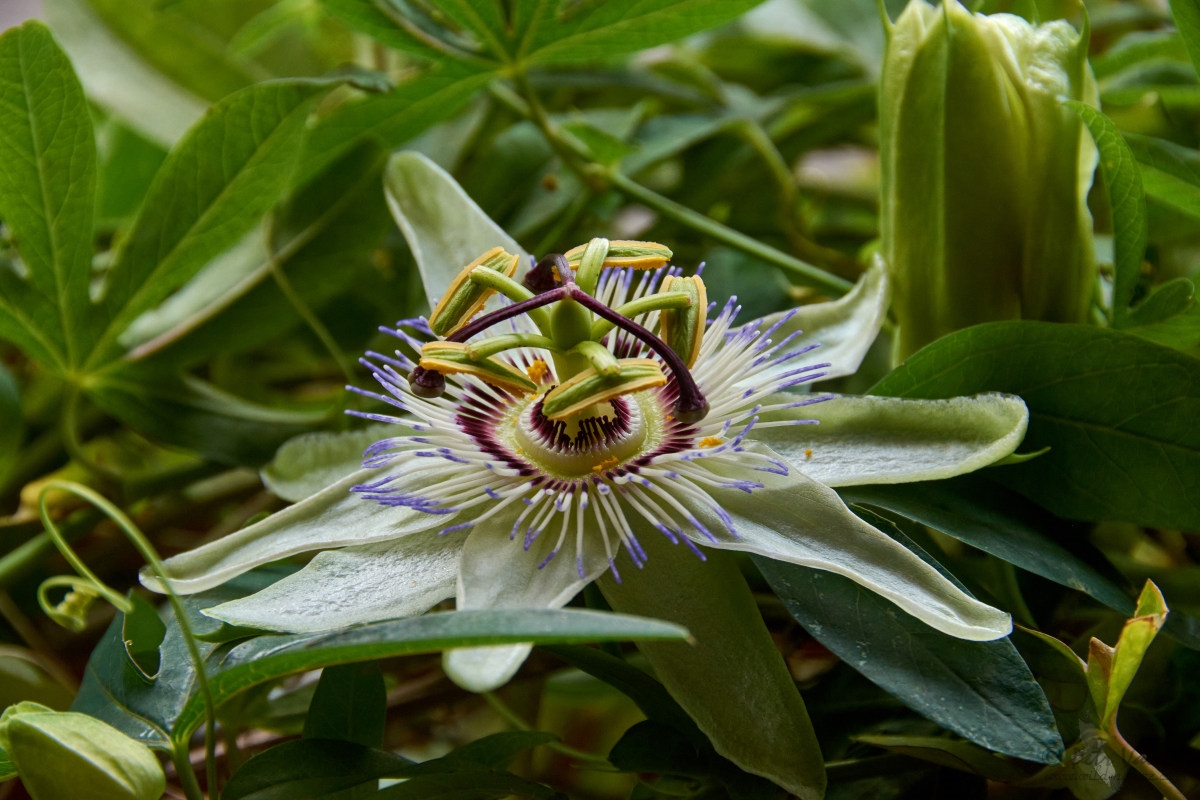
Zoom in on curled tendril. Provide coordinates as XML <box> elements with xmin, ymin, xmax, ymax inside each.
<box><xmin>35</xmin><ymin>480</ymin><xmax>218</xmax><ymax>800</ymax></box>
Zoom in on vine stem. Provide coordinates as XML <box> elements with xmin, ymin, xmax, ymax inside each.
<box><xmin>1105</xmin><ymin>726</ymin><xmax>1188</xmax><ymax>800</ymax></box>
<box><xmin>504</xmin><ymin>75</ymin><xmax>854</xmax><ymax>297</ymax></box>
<box><xmin>482</xmin><ymin>692</ymin><xmax>612</xmax><ymax>768</ymax></box>
<box><xmin>38</xmin><ymin>481</ymin><xmax>219</xmax><ymax>800</ymax></box>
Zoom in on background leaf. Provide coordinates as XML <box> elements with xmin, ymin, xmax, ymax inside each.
<box><xmin>88</xmin><ymin>78</ymin><xmax>332</xmax><ymax>366</ymax></box>
<box><xmin>872</xmin><ymin>322</ymin><xmax>1200</xmax><ymax>530</ymax></box>
<box><xmin>302</xmin><ymin>662</ymin><xmax>387</xmax><ymax>747</ymax></box>
<box><xmin>755</xmin><ymin>510</ymin><xmax>1064</xmax><ymax>764</ymax></box>
<box><xmin>0</xmin><ymin>21</ymin><xmax>97</xmax><ymax>372</ymax></box>
<box><xmin>1066</xmin><ymin>102</ymin><xmax>1145</xmax><ymax>325</ymax></box>
<box><xmin>1171</xmin><ymin>0</ymin><xmax>1200</xmax><ymax>78</ymax></box>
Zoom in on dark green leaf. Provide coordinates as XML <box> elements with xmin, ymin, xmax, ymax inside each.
<box><xmin>1065</xmin><ymin>102</ymin><xmax>1145</xmax><ymax>324</ymax></box>
<box><xmin>0</xmin><ymin>746</ymin><xmax>13</xmax><ymax>782</ymax></box>
<box><xmin>540</xmin><ymin>645</ymin><xmax>705</xmax><ymax>747</ymax></box>
<box><xmin>173</xmin><ymin>609</ymin><xmax>686</xmax><ymax>745</ymax></box>
<box><xmin>841</xmin><ymin>477</ymin><xmax>1135</xmax><ymax>616</ymax></box>
<box><xmin>517</xmin><ymin>0</ymin><xmax>768</xmax><ymax>66</ymax></box>
<box><xmin>374</xmin><ymin>771</ymin><xmax>561</xmax><ymax>799</ymax></box>
<box><xmin>89</xmin><ymin>79</ymin><xmax>333</xmax><ymax>366</ymax></box>
<box><xmin>872</xmin><ymin>321</ymin><xmax>1200</xmax><ymax>530</ymax></box>
<box><xmin>432</xmin><ymin>731</ymin><xmax>558</xmax><ymax>769</ymax></box>
<box><xmin>303</xmin><ymin>662</ymin><xmax>387</xmax><ymax>747</ymax></box>
<box><xmin>1125</xmin><ymin>277</ymin><xmax>1196</xmax><ymax>327</ymax></box>
<box><xmin>223</xmin><ymin>739</ymin><xmax>413</xmax><ymax>800</ymax></box>
<box><xmin>88</xmin><ymin>368</ymin><xmax>331</xmax><ymax>467</ymax></box>
<box><xmin>298</xmin><ymin>63</ymin><xmax>495</xmax><ymax>182</ymax></box>
<box><xmin>0</xmin><ymin>21</ymin><xmax>96</xmax><ymax>372</ymax></box>
<box><xmin>755</xmin><ymin>510</ymin><xmax>1063</xmax><ymax>765</ymax></box>
<box><xmin>1170</xmin><ymin>0</ymin><xmax>1200</xmax><ymax>78</ymax></box>
<box><xmin>94</xmin><ymin>119</ymin><xmax>168</xmax><ymax>224</ymax></box>
<box><xmin>0</xmin><ymin>364</ymin><xmax>20</xmax><ymax>487</ymax></box>
<box><xmin>121</xmin><ymin>593</ymin><xmax>166</xmax><ymax>682</ymax></box>
<box><xmin>1125</xmin><ymin>132</ymin><xmax>1200</xmax><ymax>218</ymax></box>
<box><xmin>852</xmin><ymin>734</ymin><xmax>1034</xmax><ymax>781</ymax></box>
<box><xmin>608</xmin><ymin>720</ymin><xmax>708</xmax><ymax>778</ymax></box>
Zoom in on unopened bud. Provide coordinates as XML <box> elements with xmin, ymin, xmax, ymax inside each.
<box><xmin>881</xmin><ymin>1</ymin><xmax>1097</xmax><ymax>359</ymax></box>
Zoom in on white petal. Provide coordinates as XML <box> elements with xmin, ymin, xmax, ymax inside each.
<box><xmin>443</xmin><ymin>517</ymin><xmax>608</xmax><ymax>693</ymax></box>
<box><xmin>261</xmin><ymin>425</ymin><xmax>397</xmax><ymax>503</ymax></box>
<box><xmin>687</xmin><ymin>454</ymin><xmax>1012</xmax><ymax>641</ymax></box>
<box><xmin>754</xmin><ymin>254</ymin><xmax>889</xmax><ymax>382</ymax></box>
<box><xmin>384</xmin><ymin>152</ymin><xmax>529</xmax><ymax>310</ymax></box>
<box><xmin>141</xmin><ymin>470</ymin><xmax>448</xmax><ymax>595</ymax></box>
<box><xmin>757</xmin><ymin>392</ymin><xmax>1028</xmax><ymax>486</ymax></box>
<box><xmin>202</xmin><ymin>533</ymin><xmax>465</xmax><ymax>633</ymax></box>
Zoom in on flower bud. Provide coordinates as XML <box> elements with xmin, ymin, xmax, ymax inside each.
<box><xmin>880</xmin><ymin>1</ymin><xmax>1098</xmax><ymax>359</ymax></box>
<box><xmin>0</xmin><ymin>703</ymin><xmax>166</xmax><ymax>800</ymax></box>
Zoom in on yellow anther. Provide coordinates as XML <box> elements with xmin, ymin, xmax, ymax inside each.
<box><xmin>805</xmin><ymin>448</ymin><xmax>813</xmax><ymax>460</ymax></box>
<box><xmin>428</xmin><ymin>247</ymin><xmax>520</xmax><ymax>336</ymax></box>
<box><xmin>659</xmin><ymin>275</ymin><xmax>707</xmax><ymax>367</ymax></box>
<box><xmin>419</xmin><ymin>341</ymin><xmax>538</xmax><ymax>395</ymax></box>
<box><xmin>698</xmin><ymin>436</ymin><xmax>724</xmax><ymax>448</ymax></box>
<box><xmin>592</xmin><ymin>456</ymin><xmax>620</xmax><ymax>473</ymax></box>
<box><xmin>563</xmin><ymin>240</ymin><xmax>672</xmax><ymax>270</ymax></box>
<box><xmin>526</xmin><ymin>358</ymin><xmax>551</xmax><ymax>384</ymax></box>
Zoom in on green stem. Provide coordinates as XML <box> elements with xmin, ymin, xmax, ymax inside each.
<box><xmin>171</xmin><ymin>746</ymin><xmax>206</xmax><ymax>800</ymax></box>
<box><xmin>466</xmin><ymin>333</ymin><xmax>556</xmax><ymax>360</ymax></box>
<box><xmin>61</xmin><ymin>390</ymin><xmax>122</xmax><ymax>483</ymax></box>
<box><xmin>1105</xmin><ymin>727</ymin><xmax>1187</xmax><ymax>800</ymax></box>
<box><xmin>38</xmin><ymin>481</ymin><xmax>220</xmax><ymax>799</ymax></box>
<box><xmin>467</xmin><ymin>267</ymin><xmax>553</xmax><ymax>334</ymax></box>
<box><xmin>506</xmin><ymin>75</ymin><xmax>854</xmax><ymax>297</ymax></box>
<box><xmin>482</xmin><ymin>692</ymin><xmax>611</xmax><ymax>767</ymax></box>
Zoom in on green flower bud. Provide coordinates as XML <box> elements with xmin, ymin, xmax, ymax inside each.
<box><xmin>880</xmin><ymin>0</ymin><xmax>1098</xmax><ymax>359</ymax></box>
<box><xmin>0</xmin><ymin>703</ymin><xmax>166</xmax><ymax>800</ymax></box>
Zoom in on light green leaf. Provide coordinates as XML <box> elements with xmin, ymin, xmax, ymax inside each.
<box><xmin>1125</xmin><ymin>132</ymin><xmax>1200</xmax><ymax>218</ymax></box>
<box><xmin>1066</xmin><ymin>102</ymin><xmax>1145</xmax><ymax>325</ymax></box>
<box><xmin>1097</xmin><ymin>580</ymin><xmax>1168</xmax><ymax>727</ymax></box>
<box><xmin>262</xmin><ymin>426</ymin><xmax>394</xmax><ymax>503</ymax></box>
<box><xmin>0</xmin><ymin>21</ymin><xmax>96</xmax><ymax>372</ymax></box>
<box><xmin>302</xmin><ymin>662</ymin><xmax>387</xmax><ymax>747</ymax></box>
<box><xmin>123</xmin><ymin>143</ymin><xmax>392</xmax><ymax>368</ymax></box>
<box><xmin>1090</xmin><ymin>31</ymin><xmax>1189</xmax><ymax>80</ymax></box>
<box><xmin>321</xmin><ymin>0</ymin><xmax>481</xmax><ymax>63</ymax></box>
<box><xmin>82</xmin><ymin>0</ymin><xmax>266</xmax><ymax>103</ymax></box>
<box><xmin>385</xmin><ymin>151</ymin><xmax>528</xmax><ymax>310</ymax></box>
<box><xmin>757</xmin><ymin>511</ymin><xmax>1062</xmax><ymax>765</ymax></box>
<box><xmin>517</xmin><ymin>0</ymin><xmax>769</xmax><ymax>66</ymax></box>
<box><xmin>1171</xmin><ymin>0</ymin><xmax>1200</xmax><ymax>78</ymax></box>
<box><xmin>759</xmin><ymin>392</ymin><xmax>1027</xmax><ymax>487</ymax></box>
<box><xmin>872</xmin><ymin>322</ymin><xmax>1200</xmax><ymax>530</ymax></box>
<box><xmin>89</xmin><ymin>79</ymin><xmax>333</xmax><ymax>366</ymax></box>
<box><xmin>298</xmin><ymin>64</ymin><xmax>495</xmax><ymax>183</ymax></box>
<box><xmin>599</xmin><ymin>535</ymin><xmax>826</xmax><ymax>800</ymax></box>
<box><xmin>0</xmin><ymin>365</ymin><xmax>20</xmax><ymax>488</ymax></box>
<box><xmin>44</xmin><ymin>0</ymin><xmax>207</xmax><ymax>147</ymax></box>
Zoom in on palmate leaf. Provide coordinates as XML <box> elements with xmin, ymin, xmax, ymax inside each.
<box><xmin>513</xmin><ymin>0</ymin><xmax>770</xmax><ymax>66</ymax></box>
<box><xmin>86</xmin><ymin>78</ymin><xmax>335</xmax><ymax>368</ymax></box>
<box><xmin>872</xmin><ymin>321</ymin><xmax>1200</xmax><ymax>531</ymax></box>
<box><xmin>756</xmin><ymin>510</ymin><xmax>1063</xmax><ymax>765</ymax></box>
<box><xmin>0</xmin><ymin>21</ymin><xmax>96</xmax><ymax>373</ymax></box>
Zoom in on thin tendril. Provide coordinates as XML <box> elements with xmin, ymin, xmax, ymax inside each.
<box><xmin>37</xmin><ymin>481</ymin><xmax>217</xmax><ymax>800</ymax></box>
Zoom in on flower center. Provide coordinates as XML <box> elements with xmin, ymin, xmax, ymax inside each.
<box><xmin>503</xmin><ymin>393</ymin><xmax>667</xmax><ymax>479</ymax></box>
